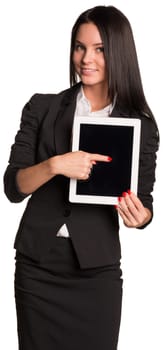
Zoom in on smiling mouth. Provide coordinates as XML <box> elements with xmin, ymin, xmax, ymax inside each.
<box><xmin>81</xmin><ymin>68</ymin><xmax>97</xmax><ymax>74</ymax></box>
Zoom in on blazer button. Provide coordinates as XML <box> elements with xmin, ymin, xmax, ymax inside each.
<box><xmin>64</xmin><ymin>209</ymin><xmax>71</xmax><ymax>217</ymax></box>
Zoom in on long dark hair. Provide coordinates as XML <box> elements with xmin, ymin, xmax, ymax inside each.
<box><xmin>70</xmin><ymin>5</ymin><xmax>154</xmax><ymax>118</ymax></box>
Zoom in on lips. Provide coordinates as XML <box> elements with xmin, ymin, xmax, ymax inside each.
<box><xmin>81</xmin><ymin>68</ymin><xmax>97</xmax><ymax>71</ymax></box>
<box><xmin>81</xmin><ymin>68</ymin><xmax>97</xmax><ymax>75</ymax></box>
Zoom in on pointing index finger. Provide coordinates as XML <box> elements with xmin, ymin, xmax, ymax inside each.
<box><xmin>90</xmin><ymin>154</ymin><xmax>112</xmax><ymax>162</ymax></box>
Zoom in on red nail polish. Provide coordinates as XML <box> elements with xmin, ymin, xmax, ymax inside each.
<box><xmin>107</xmin><ymin>156</ymin><xmax>112</xmax><ymax>161</ymax></box>
<box><xmin>122</xmin><ymin>192</ymin><xmax>127</xmax><ymax>197</ymax></box>
<box><xmin>118</xmin><ymin>196</ymin><xmax>122</xmax><ymax>202</ymax></box>
<box><xmin>127</xmin><ymin>189</ymin><xmax>132</xmax><ymax>195</ymax></box>
<box><xmin>114</xmin><ymin>205</ymin><xmax>118</xmax><ymax>209</ymax></box>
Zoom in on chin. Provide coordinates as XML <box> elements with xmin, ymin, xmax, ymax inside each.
<box><xmin>81</xmin><ymin>78</ymin><xmax>101</xmax><ymax>86</ymax></box>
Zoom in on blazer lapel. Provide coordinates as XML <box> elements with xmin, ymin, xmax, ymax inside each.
<box><xmin>54</xmin><ymin>84</ymin><xmax>81</xmax><ymax>155</ymax></box>
<box><xmin>110</xmin><ymin>104</ymin><xmax>130</xmax><ymax>118</ymax></box>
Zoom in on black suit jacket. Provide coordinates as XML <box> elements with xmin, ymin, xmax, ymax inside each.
<box><xmin>4</xmin><ymin>83</ymin><xmax>159</xmax><ymax>268</ymax></box>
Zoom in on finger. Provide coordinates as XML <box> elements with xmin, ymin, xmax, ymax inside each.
<box><xmin>122</xmin><ymin>191</ymin><xmax>147</xmax><ymax>223</ymax></box>
<box><xmin>117</xmin><ymin>192</ymin><xmax>148</xmax><ymax>227</ymax></box>
<box><xmin>90</xmin><ymin>154</ymin><xmax>112</xmax><ymax>163</ymax></box>
<box><xmin>117</xmin><ymin>194</ymin><xmax>136</xmax><ymax>221</ymax></box>
<box><xmin>117</xmin><ymin>207</ymin><xmax>138</xmax><ymax>227</ymax></box>
<box><xmin>128</xmin><ymin>191</ymin><xmax>145</xmax><ymax>211</ymax></box>
<box><xmin>79</xmin><ymin>172</ymin><xmax>90</xmax><ymax>180</ymax></box>
<box><xmin>118</xmin><ymin>199</ymin><xmax>138</xmax><ymax>224</ymax></box>
<box><xmin>119</xmin><ymin>193</ymin><xmax>141</xmax><ymax>223</ymax></box>
<box><xmin>120</xmin><ymin>192</ymin><xmax>138</xmax><ymax>215</ymax></box>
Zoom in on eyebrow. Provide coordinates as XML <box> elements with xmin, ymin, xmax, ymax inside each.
<box><xmin>75</xmin><ymin>40</ymin><xmax>104</xmax><ymax>46</ymax></box>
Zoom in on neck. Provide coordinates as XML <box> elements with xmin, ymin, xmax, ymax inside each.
<box><xmin>82</xmin><ymin>84</ymin><xmax>111</xmax><ymax>112</ymax></box>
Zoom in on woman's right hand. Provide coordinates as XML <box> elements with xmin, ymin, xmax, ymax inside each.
<box><xmin>50</xmin><ymin>151</ymin><xmax>111</xmax><ymax>180</ymax></box>
<box><xmin>16</xmin><ymin>151</ymin><xmax>111</xmax><ymax>196</ymax></box>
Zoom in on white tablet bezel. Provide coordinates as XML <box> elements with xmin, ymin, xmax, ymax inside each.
<box><xmin>69</xmin><ymin>116</ymin><xmax>141</xmax><ymax>205</ymax></box>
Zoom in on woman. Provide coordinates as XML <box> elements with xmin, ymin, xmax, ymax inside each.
<box><xmin>4</xmin><ymin>5</ymin><xmax>159</xmax><ymax>350</ymax></box>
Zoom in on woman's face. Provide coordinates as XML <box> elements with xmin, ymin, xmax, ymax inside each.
<box><xmin>72</xmin><ymin>22</ymin><xmax>107</xmax><ymax>89</ymax></box>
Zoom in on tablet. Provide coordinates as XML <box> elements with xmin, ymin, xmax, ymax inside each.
<box><xmin>69</xmin><ymin>116</ymin><xmax>141</xmax><ymax>205</ymax></box>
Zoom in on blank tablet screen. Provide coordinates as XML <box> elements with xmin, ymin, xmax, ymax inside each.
<box><xmin>77</xmin><ymin>124</ymin><xmax>133</xmax><ymax>196</ymax></box>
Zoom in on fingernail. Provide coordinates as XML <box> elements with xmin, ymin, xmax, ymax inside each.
<box><xmin>127</xmin><ymin>189</ymin><xmax>132</xmax><ymax>195</ymax></box>
<box><xmin>118</xmin><ymin>196</ymin><xmax>122</xmax><ymax>202</ymax></box>
<box><xmin>107</xmin><ymin>156</ymin><xmax>112</xmax><ymax>161</ymax></box>
<box><xmin>114</xmin><ymin>205</ymin><xmax>118</xmax><ymax>209</ymax></box>
<box><xmin>122</xmin><ymin>192</ymin><xmax>127</xmax><ymax>197</ymax></box>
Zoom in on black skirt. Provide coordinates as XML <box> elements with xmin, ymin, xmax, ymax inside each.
<box><xmin>15</xmin><ymin>237</ymin><xmax>123</xmax><ymax>350</ymax></box>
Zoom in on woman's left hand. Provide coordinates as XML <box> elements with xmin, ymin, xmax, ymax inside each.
<box><xmin>115</xmin><ymin>190</ymin><xmax>151</xmax><ymax>228</ymax></box>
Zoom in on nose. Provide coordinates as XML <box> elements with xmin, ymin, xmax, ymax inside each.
<box><xmin>82</xmin><ymin>49</ymin><xmax>94</xmax><ymax>64</ymax></box>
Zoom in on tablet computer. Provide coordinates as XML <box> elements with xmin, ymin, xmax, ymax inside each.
<box><xmin>69</xmin><ymin>116</ymin><xmax>141</xmax><ymax>205</ymax></box>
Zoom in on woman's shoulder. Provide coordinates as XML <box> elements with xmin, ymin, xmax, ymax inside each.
<box><xmin>28</xmin><ymin>83</ymin><xmax>81</xmax><ymax>109</ymax></box>
<box><xmin>21</xmin><ymin>83</ymin><xmax>81</xmax><ymax>126</ymax></box>
<box><xmin>136</xmin><ymin>112</ymin><xmax>159</xmax><ymax>152</ymax></box>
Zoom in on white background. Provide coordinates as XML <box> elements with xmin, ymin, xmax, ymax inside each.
<box><xmin>0</xmin><ymin>1</ymin><xmax>165</xmax><ymax>349</ymax></box>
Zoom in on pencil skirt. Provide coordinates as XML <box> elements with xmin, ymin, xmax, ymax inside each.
<box><xmin>15</xmin><ymin>237</ymin><xmax>123</xmax><ymax>350</ymax></box>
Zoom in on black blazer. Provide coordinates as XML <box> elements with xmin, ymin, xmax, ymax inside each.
<box><xmin>4</xmin><ymin>83</ymin><xmax>159</xmax><ymax>268</ymax></box>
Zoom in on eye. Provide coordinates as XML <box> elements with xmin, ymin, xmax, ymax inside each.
<box><xmin>74</xmin><ymin>43</ymin><xmax>85</xmax><ymax>51</ymax></box>
<box><xmin>96</xmin><ymin>46</ymin><xmax>104</xmax><ymax>53</ymax></box>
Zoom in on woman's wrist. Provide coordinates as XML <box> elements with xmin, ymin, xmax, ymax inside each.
<box><xmin>136</xmin><ymin>208</ymin><xmax>152</xmax><ymax>228</ymax></box>
<box><xmin>47</xmin><ymin>155</ymin><xmax>62</xmax><ymax>176</ymax></box>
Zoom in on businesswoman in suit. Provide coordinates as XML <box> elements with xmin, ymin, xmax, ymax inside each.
<box><xmin>4</xmin><ymin>5</ymin><xmax>159</xmax><ymax>350</ymax></box>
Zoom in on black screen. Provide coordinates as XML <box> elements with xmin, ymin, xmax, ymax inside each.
<box><xmin>76</xmin><ymin>124</ymin><xmax>133</xmax><ymax>197</ymax></box>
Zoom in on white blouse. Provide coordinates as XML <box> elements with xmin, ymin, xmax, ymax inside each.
<box><xmin>57</xmin><ymin>87</ymin><xmax>113</xmax><ymax>237</ymax></box>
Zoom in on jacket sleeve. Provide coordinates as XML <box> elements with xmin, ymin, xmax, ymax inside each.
<box><xmin>137</xmin><ymin>115</ymin><xmax>159</xmax><ymax>228</ymax></box>
<box><xmin>3</xmin><ymin>93</ymin><xmax>54</xmax><ymax>203</ymax></box>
